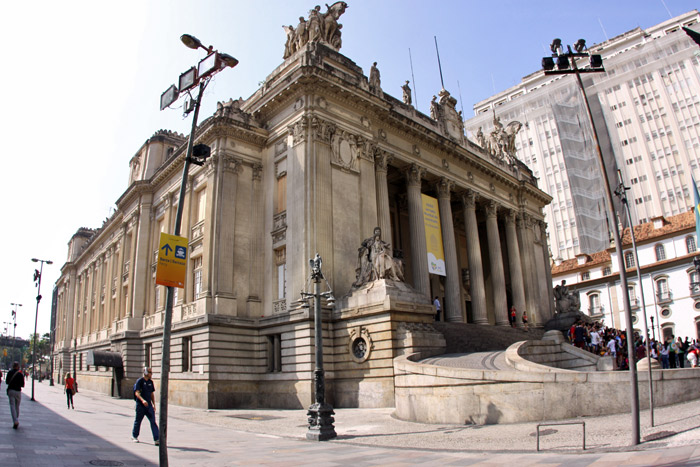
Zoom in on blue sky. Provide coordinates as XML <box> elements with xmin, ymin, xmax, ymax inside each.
<box><xmin>1</xmin><ymin>0</ymin><xmax>697</xmax><ymax>340</ymax></box>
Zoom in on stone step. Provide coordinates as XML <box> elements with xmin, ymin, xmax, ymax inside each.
<box><xmin>432</xmin><ymin>322</ymin><xmax>544</xmax><ymax>353</ymax></box>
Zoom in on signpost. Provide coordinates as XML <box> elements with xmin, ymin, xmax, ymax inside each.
<box><xmin>156</xmin><ymin>233</ymin><xmax>188</xmax><ymax>288</ymax></box>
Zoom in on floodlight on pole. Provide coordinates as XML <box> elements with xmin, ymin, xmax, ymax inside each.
<box><xmin>157</xmin><ymin>34</ymin><xmax>237</xmax><ymax>467</ymax></box>
<box><xmin>30</xmin><ymin>258</ymin><xmax>52</xmax><ymax>401</ymax></box>
<box><xmin>541</xmin><ymin>38</ymin><xmax>640</xmax><ymax>446</ymax></box>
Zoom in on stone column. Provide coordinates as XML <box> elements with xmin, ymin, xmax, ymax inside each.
<box><xmin>538</xmin><ymin>220</ymin><xmax>555</xmax><ymax>322</ymax></box>
<box><xmin>213</xmin><ymin>154</ymin><xmax>241</xmax><ymax>315</ymax></box>
<box><xmin>247</xmin><ymin>163</ymin><xmax>264</xmax><ymax>317</ymax></box>
<box><xmin>131</xmin><ymin>199</ymin><xmax>153</xmax><ymax>318</ymax></box>
<box><xmin>405</xmin><ymin>164</ymin><xmax>430</xmax><ymax>297</ymax></box>
<box><xmin>505</xmin><ymin>210</ymin><xmax>526</xmax><ymax>320</ymax></box>
<box><xmin>486</xmin><ymin>201</ymin><xmax>509</xmax><ymax>326</ymax></box>
<box><xmin>518</xmin><ymin>213</ymin><xmax>540</xmax><ymax>325</ymax></box>
<box><xmin>375</xmin><ymin>150</ymin><xmax>393</xmax><ymax>244</ymax></box>
<box><xmin>462</xmin><ymin>190</ymin><xmax>488</xmax><ymax>324</ymax></box>
<box><xmin>436</xmin><ymin>178</ymin><xmax>462</xmax><ymax>322</ymax></box>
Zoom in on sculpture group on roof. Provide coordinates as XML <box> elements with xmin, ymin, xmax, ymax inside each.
<box><xmin>475</xmin><ymin>111</ymin><xmax>523</xmax><ymax>165</ymax></box>
<box><xmin>283</xmin><ymin>2</ymin><xmax>349</xmax><ymax>59</ymax></box>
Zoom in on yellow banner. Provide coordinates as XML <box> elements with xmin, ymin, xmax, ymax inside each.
<box><xmin>156</xmin><ymin>233</ymin><xmax>188</xmax><ymax>288</ymax></box>
<box><xmin>422</xmin><ymin>194</ymin><xmax>445</xmax><ymax>276</ymax></box>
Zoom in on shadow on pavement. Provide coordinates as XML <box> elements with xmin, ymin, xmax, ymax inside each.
<box><xmin>1</xmin><ymin>388</ymin><xmax>155</xmax><ymax>467</ymax></box>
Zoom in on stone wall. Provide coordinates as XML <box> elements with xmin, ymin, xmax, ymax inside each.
<box><xmin>394</xmin><ymin>347</ymin><xmax>700</xmax><ymax>425</ymax></box>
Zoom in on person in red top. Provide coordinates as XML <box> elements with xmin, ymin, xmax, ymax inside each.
<box><xmin>65</xmin><ymin>372</ymin><xmax>75</xmax><ymax>409</ymax></box>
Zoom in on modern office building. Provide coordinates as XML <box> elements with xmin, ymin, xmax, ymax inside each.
<box><xmin>51</xmin><ymin>4</ymin><xmax>551</xmax><ymax>409</ymax></box>
<box><xmin>465</xmin><ymin>10</ymin><xmax>700</xmax><ymax>263</ymax></box>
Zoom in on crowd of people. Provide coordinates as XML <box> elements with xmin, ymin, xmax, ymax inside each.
<box><xmin>567</xmin><ymin>320</ymin><xmax>700</xmax><ymax>370</ymax></box>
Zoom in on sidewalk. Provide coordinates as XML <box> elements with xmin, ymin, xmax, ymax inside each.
<box><xmin>1</xmin><ymin>379</ymin><xmax>700</xmax><ymax>466</ymax></box>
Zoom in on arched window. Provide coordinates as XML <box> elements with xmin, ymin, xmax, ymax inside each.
<box><xmin>656</xmin><ymin>277</ymin><xmax>671</xmax><ymax>302</ymax></box>
<box><xmin>655</xmin><ymin>244</ymin><xmax>666</xmax><ymax>261</ymax></box>
<box><xmin>588</xmin><ymin>292</ymin><xmax>602</xmax><ymax>315</ymax></box>
<box><xmin>687</xmin><ymin>236</ymin><xmax>697</xmax><ymax>254</ymax></box>
<box><xmin>624</xmin><ymin>251</ymin><xmax>635</xmax><ymax>268</ymax></box>
<box><xmin>661</xmin><ymin>324</ymin><xmax>674</xmax><ymax>342</ymax></box>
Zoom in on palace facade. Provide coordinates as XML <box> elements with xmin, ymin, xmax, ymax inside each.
<box><xmin>52</xmin><ymin>5</ymin><xmax>552</xmax><ymax>409</ymax></box>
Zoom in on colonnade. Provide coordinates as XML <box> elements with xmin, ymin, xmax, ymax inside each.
<box><xmin>373</xmin><ymin>157</ymin><xmax>552</xmax><ymax>326</ymax></box>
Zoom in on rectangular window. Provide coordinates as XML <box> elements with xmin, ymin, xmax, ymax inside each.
<box><xmin>193</xmin><ymin>257</ymin><xmax>203</xmax><ymax>299</ymax></box>
<box><xmin>196</xmin><ymin>189</ymin><xmax>207</xmax><ymax>222</ymax></box>
<box><xmin>145</xmin><ymin>343</ymin><xmax>152</xmax><ymax>368</ymax></box>
<box><xmin>276</xmin><ymin>174</ymin><xmax>287</xmax><ymax>214</ymax></box>
<box><xmin>266</xmin><ymin>334</ymin><xmax>282</xmax><ymax>373</ymax></box>
<box><xmin>182</xmin><ymin>337</ymin><xmax>192</xmax><ymax>372</ymax></box>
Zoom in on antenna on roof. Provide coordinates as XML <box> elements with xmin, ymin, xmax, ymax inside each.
<box><xmin>434</xmin><ymin>36</ymin><xmax>445</xmax><ymax>90</ymax></box>
<box><xmin>598</xmin><ymin>18</ymin><xmax>610</xmax><ymax>41</ymax></box>
<box><xmin>457</xmin><ymin>80</ymin><xmax>465</xmax><ymax>117</ymax></box>
<box><xmin>409</xmin><ymin>48</ymin><xmax>418</xmax><ymax>109</ymax></box>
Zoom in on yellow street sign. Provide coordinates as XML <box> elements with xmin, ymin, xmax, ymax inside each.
<box><xmin>156</xmin><ymin>233</ymin><xmax>188</xmax><ymax>288</ymax></box>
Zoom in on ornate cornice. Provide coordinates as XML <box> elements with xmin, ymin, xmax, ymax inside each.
<box><xmin>252</xmin><ymin>163</ymin><xmax>263</xmax><ymax>181</ymax></box>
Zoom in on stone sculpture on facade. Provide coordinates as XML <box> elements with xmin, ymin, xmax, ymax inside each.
<box><xmin>282</xmin><ymin>2</ymin><xmax>348</xmax><ymax>59</ymax></box>
<box><xmin>553</xmin><ymin>280</ymin><xmax>581</xmax><ymax>314</ymax></box>
<box><xmin>479</xmin><ymin>110</ymin><xmax>523</xmax><ymax>165</ymax></box>
<box><xmin>353</xmin><ymin>227</ymin><xmax>405</xmax><ymax>288</ymax></box>
<box><xmin>401</xmin><ymin>80</ymin><xmax>412</xmax><ymax>106</ymax></box>
<box><xmin>369</xmin><ymin>62</ymin><xmax>382</xmax><ymax>96</ymax></box>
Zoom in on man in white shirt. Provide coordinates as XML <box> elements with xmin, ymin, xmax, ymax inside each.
<box><xmin>433</xmin><ymin>296</ymin><xmax>441</xmax><ymax>322</ymax></box>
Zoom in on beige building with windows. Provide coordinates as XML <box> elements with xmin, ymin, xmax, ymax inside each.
<box><xmin>52</xmin><ymin>4</ymin><xmax>552</xmax><ymax>409</ymax></box>
<box><xmin>465</xmin><ymin>11</ymin><xmax>700</xmax><ymax>263</ymax></box>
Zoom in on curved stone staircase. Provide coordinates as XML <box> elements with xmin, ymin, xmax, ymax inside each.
<box><xmin>432</xmin><ymin>322</ymin><xmax>544</xmax><ymax>353</ymax></box>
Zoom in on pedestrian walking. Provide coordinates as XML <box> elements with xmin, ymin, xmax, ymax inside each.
<box><xmin>521</xmin><ymin>311</ymin><xmax>528</xmax><ymax>330</ymax></box>
<box><xmin>65</xmin><ymin>372</ymin><xmax>76</xmax><ymax>409</ymax></box>
<box><xmin>132</xmin><ymin>367</ymin><xmax>159</xmax><ymax>445</ymax></box>
<box><xmin>6</xmin><ymin>361</ymin><xmax>25</xmax><ymax>429</ymax></box>
<box><xmin>509</xmin><ymin>306</ymin><xmax>517</xmax><ymax>328</ymax></box>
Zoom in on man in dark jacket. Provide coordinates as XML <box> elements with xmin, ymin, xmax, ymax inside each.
<box><xmin>6</xmin><ymin>361</ymin><xmax>25</xmax><ymax>429</ymax></box>
<box><xmin>131</xmin><ymin>367</ymin><xmax>159</xmax><ymax>445</ymax></box>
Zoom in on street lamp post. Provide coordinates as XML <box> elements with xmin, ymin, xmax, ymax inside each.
<box><xmin>31</xmin><ymin>258</ymin><xmax>52</xmax><ymax>401</ymax></box>
<box><xmin>157</xmin><ymin>34</ymin><xmax>238</xmax><ymax>467</ymax></box>
<box><xmin>614</xmin><ymin>170</ymin><xmax>655</xmax><ymax>427</ymax></box>
<box><xmin>542</xmin><ymin>38</ymin><xmax>640</xmax><ymax>445</ymax></box>
<box><xmin>300</xmin><ymin>254</ymin><xmax>337</xmax><ymax>441</ymax></box>
<box><xmin>10</xmin><ymin>303</ymin><xmax>21</xmax><ymax>365</ymax></box>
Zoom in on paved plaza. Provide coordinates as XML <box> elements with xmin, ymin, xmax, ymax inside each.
<box><xmin>1</xmin><ymin>377</ymin><xmax>700</xmax><ymax>466</ymax></box>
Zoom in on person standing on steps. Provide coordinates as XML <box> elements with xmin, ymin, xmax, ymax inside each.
<box><xmin>131</xmin><ymin>367</ymin><xmax>159</xmax><ymax>445</ymax></box>
<box><xmin>433</xmin><ymin>296</ymin><xmax>441</xmax><ymax>322</ymax></box>
<box><xmin>6</xmin><ymin>361</ymin><xmax>25</xmax><ymax>429</ymax></box>
<box><xmin>521</xmin><ymin>311</ymin><xmax>528</xmax><ymax>331</ymax></box>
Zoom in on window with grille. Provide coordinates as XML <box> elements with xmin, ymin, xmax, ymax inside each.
<box><xmin>687</xmin><ymin>236</ymin><xmax>697</xmax><ymax>253</ymax></box>
<box><xmin>655</xmin><ymin>244</ymin><xmax>666</xmax><ymax>261</ymax></box>
<box><xmin>625</xmin><ymin>251</ymin><xmax>635</xmax><ymax>268</ymax></box>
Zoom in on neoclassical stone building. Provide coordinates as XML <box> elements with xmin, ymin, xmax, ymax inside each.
<box><xmin>52</xmin><ymin>4</ymin><xmax>552</xmax><ymax>409</ymax></box>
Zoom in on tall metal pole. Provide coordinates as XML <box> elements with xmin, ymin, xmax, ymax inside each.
<box><xmin>569</xmin><ymin>48</ymin><xmax>640</xmax><ymax>445</ymax></box>
<box><xmin>31</xmin><ymin>259</ymin><xmax>51</xmax><ymax>401</ymax></box>
<box><xmin>10</xmin><ymin>303</ymin><xmax>20</xmax><ymax>368</ymax></box>
<box><xmin>158</xmin><ymin>78</ymin><xmax>206</xmax><ymax>467</ymax></box>
<box><xmin>616</xmin><ymin>170</ymin><xmax>655</xmax><ymax>427</ymax></box>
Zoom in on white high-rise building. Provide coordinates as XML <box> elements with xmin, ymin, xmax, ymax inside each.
<box><xmin>465</xmin><ymin>11</ymin><xmax>700</xmax><ymax>262</ymax></box>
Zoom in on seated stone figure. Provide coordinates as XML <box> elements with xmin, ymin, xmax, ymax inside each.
<box><xmin>353</xmin><ymin>227</ymin><xmax>404</xmax><ymax>288</ymax></box>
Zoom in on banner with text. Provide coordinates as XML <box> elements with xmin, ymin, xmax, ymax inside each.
<box><xmin>422</xmin><ymin>194</ymin><xmax>446</xmax><ymax>276</ymax></box>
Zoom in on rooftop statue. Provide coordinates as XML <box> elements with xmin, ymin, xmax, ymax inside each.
<box><xmin>401</xmin><ymin>80</ymin><xmax>412</xmax><ymax>106</ymax></box>
<box><xmin>282</xmin><ymin>2</ymin><xmax>349</xmax><ymax>59</ymax></box>
<box><xmin>481</xmin><ymin>110</ymin><xmax>522</xmax><ymax>165</ymax></box>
